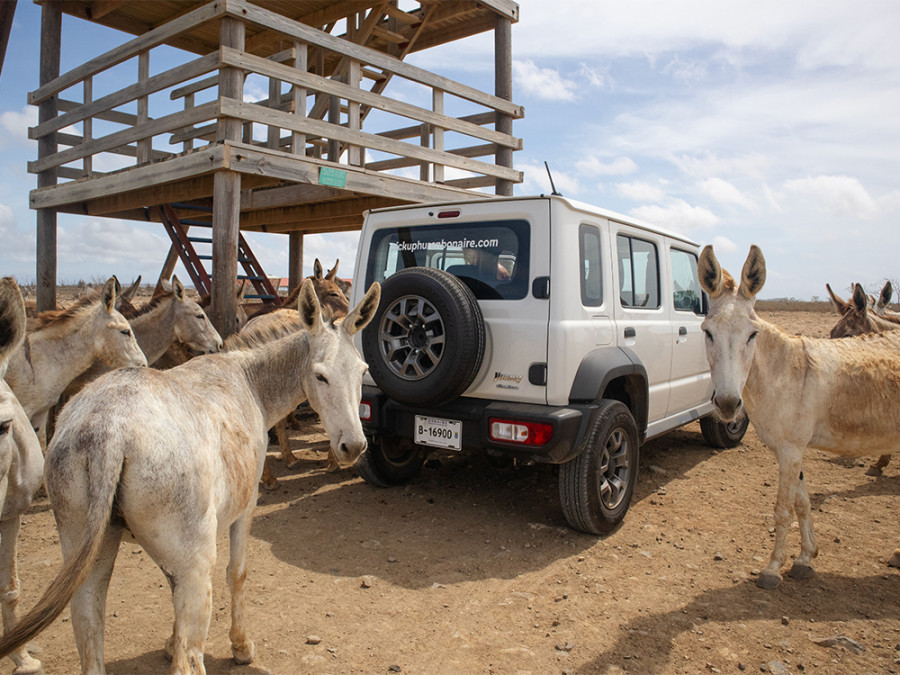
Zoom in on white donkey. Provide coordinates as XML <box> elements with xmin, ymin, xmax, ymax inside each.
<box><xmin>5</xmin><ymin>277</ymin><xmax>147</xmax><ymax>447</ymax></box>
<box><xmin>699</xmin><ymin>245</ymin><xmax>900</xmax><ymax>589</ymax></box>
<box><xmin>0</xmin><ymin>279</ymin><xmax>45</xmax><ymax>675</ymax></box>
<box><xmin>0</xmin><ymin>278</ymin><xmax>380</xmax><ymax>675</ymax></box>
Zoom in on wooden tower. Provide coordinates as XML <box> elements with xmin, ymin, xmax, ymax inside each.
<box><xmin>31</xmin><ymin>0</ymin><xmax>522</xmax><ymax>334</ymax></box>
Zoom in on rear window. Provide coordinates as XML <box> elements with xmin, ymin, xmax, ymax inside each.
<box><xmin>364</xmin><ymin>220</ymin><xmax>530</xmax><ymax>300</ymax></box>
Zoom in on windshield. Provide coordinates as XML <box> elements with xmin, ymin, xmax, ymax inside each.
<box><xmin>364</xmin><ymin>220</ymin><xmax>531</xmax><ymax>300</ymax></box>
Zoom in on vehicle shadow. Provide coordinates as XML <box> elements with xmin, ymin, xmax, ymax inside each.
<box><xmin>573</xmin><ymin>572</ymin><xmax>900</xmax><ymax>674</ymax></box>
<box><xmin>251</xmin><ymin>423</ymin><xmax>725</xmax><ymax>590</ymax></box>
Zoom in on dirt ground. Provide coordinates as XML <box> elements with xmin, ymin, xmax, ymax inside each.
<box><xmin>11</xmin><ymin>303</ymin><xmax>900</xmax><ymax>675</ymax></box>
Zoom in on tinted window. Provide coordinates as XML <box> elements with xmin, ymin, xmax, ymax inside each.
<box><xmin>580</xmin><ymin>224</ymin><xmax>603</xmax><ymax>306</ymax></box>
<box><xmin>365</xmin><ymin>220</ymin><xmax>530</xmax><ymax>300</ymax></box>
<box><xmin>617</xmin><ymin>234</ymin><xmax>659</xmax><ymax>309</ymax></box>
<box><xmin>670</xmin><ymin>248</ymin><xmax>704</xmax><ymax>314</ymax></box>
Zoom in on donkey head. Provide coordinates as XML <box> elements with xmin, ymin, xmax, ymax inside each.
<box><xmin>698</xmin><ymin>245</ymin><xmax>766</xmax><ymax>422</ymax></box>
<box><xmin>296</xmin><ymin>277</ymin><xmax>380</xmax><ymax>468</ymax></box>
<box><xmin>93</xmin><ymin>277</ymin><xmax>148</xmax><ymax>370</ymax></box>
<box><xmin>310</xmin><ymin>258</ymin><xmax>350</xmax><ymax>320</ymax></box>
<box><xmin>826</xmin><ymin>283</ymin><xmax>877</xmax><ymax>338</ymax></box>
<box><xmin>168</xmin><ymin>275</ymin><xmax>223</xmax><ymax>354</ymax></box>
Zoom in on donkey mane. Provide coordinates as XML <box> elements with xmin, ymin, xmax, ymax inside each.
<box><xmin>224</xmin><ymin>320</ymin><xmax>302</xmax><ymax>352</ymax></box>
<box><xmin>120</xmin><ymin>290</ymin><xmax>174</xmax><ymax>321</ymax></box>
<box><xmin>29</xmin><ymin>294</ymin><xmax>99</xmax><ymax>332</ymax></box>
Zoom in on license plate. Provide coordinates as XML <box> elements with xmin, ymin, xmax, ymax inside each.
<box><xmin>414</xmin><ymin>415</ymin><xmax>462</xmax><ymax>450</ymax></box>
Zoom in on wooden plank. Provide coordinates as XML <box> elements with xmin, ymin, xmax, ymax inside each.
<box><xmin>30</xmin><ymin>52</ymin><xmax>219</xmax><ymax>140</ymax></box>
<box><xmin>365</xmin><ymin>143</ymin><xmax>494</xmax><ymax>171</ymax></box>
<box><xmin>28</xmin><ymin>0</ymin><xmax>225</xmax><ymax>105</ymax></box>
<box><xmin>170</xmin><ymin>46</ymin><xmax>295</xmax><ymax>100</ymax></box>
<box><xmin>29</xmin><ymin>145</ymin><xmax>225</xmax><ymax>210</ymax></box>
<box><xmin>29</xmin><ymin>102</ymin><xmax>218</xmax><ymax>173</ymax></box>
<box><xmin>221</xmin><ymin>99</ymin><xmax>521</xmax><ymax>181</ymax></box>
<box><xmin>56</xmin><ymin>131</ymin><xmax>174</xmax><ymax>161</ymax></box>
<box><xmin>58</xmin><ymin>98</ymin><xmax>138</xmax><ymax>126</ymax></box>
<box><xmin>137</xmin><ymin>51</ymin><xmax>151</xmax><ymax>164</ymax></box>
<box><xmin>221</xmin><ymin>48</ymin><xmax>521</xmax><ymax>149</ymax></box>
<box><xmin>224</xmin><ymin>142</ymin><xmax>507</xmax><ymax>203</ymax></box>
<box><xmin>227</xmin><ymin>0</ymin><xmax>523</xmax><ymax>118</ymax></box>
<box><xmin>376</xmin><ymin>111</ymin><xmax>495</xmax><ymax>141</ymax></box>
<box><xmin>212</xmin><ymin>169</ymin><xmax>241</xmax><ymax>337</ymax></box>
<box><xmin>494</xmin><ymin>13</ymin><xmax>514</xmax><ymax>196</ymax></box>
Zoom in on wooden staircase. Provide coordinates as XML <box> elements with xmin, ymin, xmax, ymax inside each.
<box><xmin>156</xmin><ymin>204</ymin><xmax>280</xmax><ymax>304</ymax></box>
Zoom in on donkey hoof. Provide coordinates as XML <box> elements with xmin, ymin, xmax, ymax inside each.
<box><xmin>261</xmin><ymin>478</ymin><xmax>279</xmax><ymax>492</ymax></box>
<box><xmin>865</xmin><ymin>465</ymin><xmax>883</xmax><ymax>477</ymax></box>
<box><xmin>756</xmin><ymin>571</ymin><xmax>782</xmax><ymax>589</ymax></box>
<box><xmin>13</xmin><ymin>655</ymin><xmax>43</xmax><ymax>675</ymax></box>
<box><xmin>888</xmin><ymin>550</ymin><xmax>900</xmax><ymax>569</ymax></box>
<box><xmin>788</xmin><ymin>563</ymin><xmax>815</xmax><ymax>580</ymax></box>
<box><xmin>232</xmin><ymin>640</ymin><xmax>255</xmax><ymax>665</ymax></box>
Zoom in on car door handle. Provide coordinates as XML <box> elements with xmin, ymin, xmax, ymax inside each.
<box><xmin>678</xmin><ymin>326</ymin><xmax>687</xmax><ymax>336</ymax></box>
<box><xmin>624</xmin><ymin>327</ymin><xmax>636</xmax><ymax>338</ymax></box>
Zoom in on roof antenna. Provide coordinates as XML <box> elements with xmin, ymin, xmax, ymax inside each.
<box><xmin>544</xmin><ymin>161</ymin><xmax>562</xmax><ymax>196</ymax></box>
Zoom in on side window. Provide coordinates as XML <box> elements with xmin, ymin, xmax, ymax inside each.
<box><xmin>670</xmin><ymin>248</ymin><xmax>704</xmax><ymax>314</ymax></box>
<box><xmin>616</xmin><ymin>234</ymin><xmax>659</xmax><ymax>309</ymax></box>
<box><xmin>579</xmin><ymin>224</ymin><xmax>602</xmax><ymax>306</ymax></box>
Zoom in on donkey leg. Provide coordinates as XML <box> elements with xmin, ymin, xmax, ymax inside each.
<box><xmin>865</xmin><ymin>454</ymin><xmax>891</xmax><ymax>477</ymax></box>
<box><xmin>260</xmin><ymin>457</ymin><xmax>279</xmax><ymax>491</ymax></box>
<box><xmin>165</xmin><ymin>540</ymin><xmax>216</xmax><ymax>675</ymax></box>
<box><xmin>275</xmin><ymin>417</ymin><xmax>297</xmax><ymax>464</ymax></box>
<box><xmin>227</xmin><ymin>507</ymin><xmax>256</xmax><ymax>665</ymax></box>
<box><xmin>0</xmin><ymin>517</ymin><xmax>42</xmax><ymax>675</ymax></box>
<box><xmin>65</xmin><ymin>523</ymin><xmax>124</xmax><ymax>675</ymax></box>
<box><xmin>758</xmin><ymin>451</ymin><xmax>802</xmax><ymax>589</ymax></box>
<box><xmin>788</xmin><ymin>467</ymin><xmax>818</xmax><ymax>580</ymax></box>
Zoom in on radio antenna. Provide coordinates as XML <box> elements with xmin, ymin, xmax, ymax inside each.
<box><xmin>544</xmin><ymin>161</ymin><xmax>562</xmax><ymax>196</ymax></box>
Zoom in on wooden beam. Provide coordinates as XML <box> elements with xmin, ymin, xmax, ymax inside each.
<box><xmin>494</xmin><ymin>13</ymin><xmax>514</xmax><ymax>196</ymax></box>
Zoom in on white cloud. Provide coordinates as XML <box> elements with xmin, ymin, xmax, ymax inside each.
<box><xmin>579</xmin><ymin>63</ymin><xmax>613</xmax><ymax>89</ymax></box>
<box><xmin>518</xmin><ymin>160</ymin><xmax>582</xmax><ymax>196</ymax></box>
<box><xmin>783</xmin><ymin>175</ymin><xmax>879</xmax><ymax>219</ymax></box>
<box><xmin>576</xmin><ymin>156</ymin><xmax>638</xmax><ymax>176</ymax></box>
<box><xmin>0</xmin><ymin>106</ymin><xmax>37</xmax><ymax>149</ymax></box>
<box><xmin>662</xmin><ymin>56</ymin><xmax>707</xmax><ymax>83</ymax></box>
<box><xmin>698</xmin><ymin>177</ymin><xmax>756</xmax><ymax>210</ymax></box>
<box><xmin>710</xmin><ymin>235</ymin><xmax>738</xmax><ymax>254</ymax></box>
<box><xmin>616</xmin><ymin>181</ymin><xmax>666</xmax><ymax>203</ymax></box>
<box><xmin>512</xmin><ymin>60</ymin><xmax>578</xmax><ymax>101</ymax></box>
<box><xmin>630</xmin><ymin>199</ymin><xmax>719</xmax><ymax>233</ymax></box>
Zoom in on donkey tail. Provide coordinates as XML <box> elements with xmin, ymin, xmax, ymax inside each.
<box><xmin>0</xmin><ymin>436</ymin><xmax>124</xmax><ymax>660</ymax></box>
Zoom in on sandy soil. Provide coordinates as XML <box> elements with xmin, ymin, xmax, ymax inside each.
<box><xmin>10</xmin><ymin>307</ymin><xmax>900</xmax><ymax>675</ymax></box>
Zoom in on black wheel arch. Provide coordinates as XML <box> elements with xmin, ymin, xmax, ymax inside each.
<box><xmin>568</xmin><ymin>347</ymin><xmax>649</xmax><ymax>442</ymax></box>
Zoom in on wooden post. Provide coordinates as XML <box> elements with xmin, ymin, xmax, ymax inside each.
<box><xmin>292</xmin><ymin>40</ymin><xmax>307</xmax><ymax>155</ymax></box>
<box><xmin>288</xmin><ymin>230</ymin><xmax>303</xmax><ymax>292</ymax></box>
<box><xmin>83</xmin><ymin>77</ymin><xmax>92</xmax><ymax>176</ymax></box>
<box><xmin>137</xmin><ymin>50</ymin><xmax>151</xmax><ymax>165</ymax></box>
<box><xmin>211</xmin><ymin>15</ymin><xmax>245</xmax><ymax>337</ymax></box>
<box><xmin>432</xmin><ymin>89</ymin><xmax>444</xmax><ymax>183</ymax></box>
<box><xmin>36</xmin><ymin>0</ymin><xmax>60</xmax><ymax>313</ymax></box>
<box><xmin>494</xmin><ymin>15</ymin><xmax>514</xmax><ymax>197</ymax></box>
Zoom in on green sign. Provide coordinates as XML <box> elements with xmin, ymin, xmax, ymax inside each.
<box><xmin>319</xmin><ymin>166</ymin><xmax>348</xmax><ymax>188</ymax></box>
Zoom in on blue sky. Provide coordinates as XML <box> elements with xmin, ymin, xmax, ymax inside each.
<box><xmin>2</xmin><ymin>1</ymin><xmax>900</xmax><ymax>300</ymax></box>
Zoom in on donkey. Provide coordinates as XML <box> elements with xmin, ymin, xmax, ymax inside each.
<box><xmin>0</xmin><ymin>279</ymin><xmax>45</xmax><ymax>675</ymax></box>
<box><xmin>0</xmin><ymin>278</ymin><xmax>380</xmax><ymax>675</ymax></box>
<box><xmin>243</xmin><ymin>260</ymin><xmax>351</xmax><ymax>489</ymax></box>
<box><xmin>4</xmin><ymin>277</ymin><xmax>147</xmax><ymax>449</ymax></box>
<box><xmin>63</xmin><ymin>276</ymin><xmax>222</xmax><ymax>400</ymax></box>
<box><xmin>699</xmin><ymin>245</ymin><xmax>900</xmax><ymax>589</ymax></box>
<box><xmin>872</xmin><ymin>280</ymin><xmax>900</xmax><ymax>322</ymax></box>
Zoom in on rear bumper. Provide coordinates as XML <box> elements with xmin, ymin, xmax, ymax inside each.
<box><xmin>361</xmin><ymin>385</ymin><xmax>600</xmax><ymax>464</ymax></box>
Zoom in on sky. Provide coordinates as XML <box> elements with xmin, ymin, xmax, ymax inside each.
<box><xmin>2</xmin><ymin>1</ymin><xmax>900</xmax><ymax>300</ymax></box>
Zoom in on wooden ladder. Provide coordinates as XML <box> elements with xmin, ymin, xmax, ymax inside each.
<box><xmin>156</xmin><ymin>204</ymin><xmax>280</xmax><ymax>304</ymax></box>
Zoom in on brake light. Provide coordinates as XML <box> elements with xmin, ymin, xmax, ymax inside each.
<box><xmin>437</xmin><ymin>209</ymin><xmax>460</xmax><ymax>219</ymax></box>
<box><xmin>359</xmin><ymin>401</ymin><xmax>372</xmax><ymax>421</ymax></box>
<box><xmin>489</xmin><ymin>418</ymin><xmax>553</xmax><ymax>446</ymax></box>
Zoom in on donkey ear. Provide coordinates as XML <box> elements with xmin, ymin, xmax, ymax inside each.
<box><xmin>120</xmin><ymin>275</ymin><xmax>141</xmax><ymax>303</ymax></box>
<box><xmin>236</xmin><ymin>279</ymin><xmax>248</xmax><ymax>300</ymax></box>
<box><xmin>171</xmin><ymin>275</ymin><xmax>185</xmax><ymax>301</ymax></box>
<box><xmin>0</xmin><ymin>277</ymin><xmax>27</xmax><ymax>364</ymax></box>
<box><xmin>880</xmin><ymin>281</ymin><xmax>893</xmax><ymax>308</ymax></box>
<box><xmin>851</xmin><ymin>283</ymin><xmax>868</xmax><ymax>313</ymax></box>
<box><xmin>825</xmin><ymin>283</ymin><xmax>848</xmax><ymax>314</ymax></box>
<box><xmin>325</xmin><ymin>259</ymin><xmax>339</xmax><ymax>281</ymax></box>
<box><xmin>698</xmin><ymin>245</ymin><xmax>725</xmax><ymax>297</ymax></box>
<box><xmin>738</xmin><ymin>245</ymin><xmax>766</xmax><ymax>301</ymax></box>
<box><xmin>101</xmin><ymin>277</ymin><xmax>118</xmax><ymax>312</ymax></box>
<box><xmin>314</xmin><ymin>259</ymin><xmax>324</xmax><ymax>281</ymax></box>
<box><xmin>297</xmin><ymin>278</ymin><xmax>322</xmax><ymax>334</ymax></box>
<box><xmin>343</xmin><ymin>282</ymin><xmax>381</xmax><ymax>336</ymax></box>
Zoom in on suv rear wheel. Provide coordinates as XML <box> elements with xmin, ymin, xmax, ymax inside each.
<box><xmin>559</xmin><ymin>399</ymin><xmax>639</xmax><ymax>535</ymax></box>
<box><xmin>356</xmin><ymin>435</ymin><xmax>427</xmax><ymax>487</ymax></box>
<box><xmin>362</xmin><ymin>267</ymin><xmax>486</xmax><ymax>407</ymax></box>
<box><xmin>699</xmin><ymin>409</ymin><xmax>749</xmax><ymax>448</ymax></box>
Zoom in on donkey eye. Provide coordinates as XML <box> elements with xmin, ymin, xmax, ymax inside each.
<box><xmin>316</xmin><ymin>373</ymin><xmax>328</xmax><ymax>384</ymax></box>
<box><xmin>704</xmin><ymin>330</ymin><xmax>713</xmax><ymax>343</ymax></box>
<box><xmin>196</xmin><ymin>314</ymin><xmax>205</xmax><ymax>320</ymax></box>
<box><xmin>748</xmin><ymin>331</ymin><xmax>759</xmax><ymax>344</ymax></box>
<box><xmin>0</xmin><ymin>421</ymin><xmax>10</xmax><ymax>436</ymax></box>
<box><xmin>120</xmin><ymin>329</ymin><xmax>132</xmax><ymax>337</ymax></box>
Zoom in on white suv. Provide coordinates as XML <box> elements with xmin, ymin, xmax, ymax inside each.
<box><xmin>349</xmin><ymin>195</ymin><xmax>747</xmax><ymax>534</ymax></box>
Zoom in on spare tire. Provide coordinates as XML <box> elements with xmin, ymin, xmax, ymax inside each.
<box><xmin>362</xmin><ymin>267</ymin><xmax>486</xmax><ymax>407</ymax></box>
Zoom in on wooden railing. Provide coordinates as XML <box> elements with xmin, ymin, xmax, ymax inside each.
<box><xmin>28</xmin><ymin>0</ymin><xmax>522</xmax><ymax>193</ymax></box>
